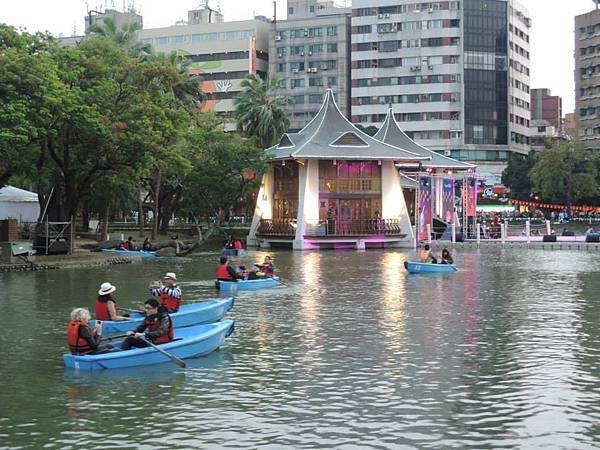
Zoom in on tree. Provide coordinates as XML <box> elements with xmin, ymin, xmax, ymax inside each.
<box><xmin>356</xmin><ymin>124</ymin><xmax>378</xmax><ymax>137</ymax></box>
<box><xmin>233</xmin><ymin>74</ymin><xmax>292</xmax><ymax>148</ymax></box>
<box><xmin>529</xmin><ymin>141</ymin><xmax>598</xmax><ymax>205</ymax></box>
<box><xmin>89</xmin><ymin>17</ymin><xmax>151</xmax><ymax>57</ymax></box>
<box><xmin>501</xmin><ymin>152</ymin><xmax>534</xmax><ymax>200</ymax></box>
<box><xmin>179</xmin><ymin>113</ymin><xmax>266</xmax><ymax>237</ymax></box>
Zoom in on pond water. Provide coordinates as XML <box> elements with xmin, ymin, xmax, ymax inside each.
<box><xmin>1</xmin><ymin>247</ymin><xmax>599</xmax><ymax>449</ymax></box>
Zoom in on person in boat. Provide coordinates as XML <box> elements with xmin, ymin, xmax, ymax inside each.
<box><xmin>260</xmin><ymin>256</ymin><xmax>274</xmax><ymax>277</ymax></box>
<box><xmin>117</xmin><ymin>241</ymin><xmax>128</xmax><ymax>251</ymax></box>
<box><xmin>149</xmin><ymin>272</ymin><xmax>183</xmax><ymax>313</ymax></box>
<box><xmin>234</xmin><ymin>240</ymin><xmax>243</xmax><ymax>250</ymax></box>
<box><xmin>236</xmin><ymin>265</ymin><xmax>248</xmax><ymax>280</ymax></box>
<box><xmin>67</xmin><ymin>307</ymin><xmax>119</xmax><ymax>355</ymax></box>
<box><xmin>225</xmin><ymin>238</ymin><xmax>234</xmax><ymax>249</ymax></box>
<box><xmin>216</xmin><ymin>256</ymin><xmax>238</xmax><ymax>281</ymax></box>
<box><xmin>440</xmin><ymin>249</ymin><xmax>454</xmax><ymax>265</ymax></box>
<box><xmin>142</xmin><ymin>237</ymin><xmax>152</xmax><ymax>251</ymax></box>
<box><xmin>126</xmin><ymin>236</ymin><xmax>137</xmax><ymax>251</ymax></box>
<box><xmin>121</xmin><ymin>299</ymin><xmax>174</xmax><ymax>350</ymax></box>
<box><xmin>95</xmin><ymin>282</ymin><xmax>131</xmax><ymax>321</ymax></box>
<box><xmin>419</xmin><ymin>244</ymin><xmax>437</xmax><ymax>263</ymax></box>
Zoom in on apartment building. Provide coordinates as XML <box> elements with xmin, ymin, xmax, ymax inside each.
<box><xmin>350</xmin><ymin>0</ymin><xmax>531</xmax><ymax>181</ymax></box>
<box><xmin>575</xmin><ymin>7</ymin><xmax>600</xmax><ymax>150</ymax></box>
<box><xmin>270</xmin><ymin>0</ymin><xmax>351</xmax><ymax>131</ymax></box>
<box><xmin>138</xmin><ymin>8</ymin><xmax>270</xmax><ymax>130</ymax></box>
<box><xmin>531</xmin><ymin>88</ymin><xmax>562</xmax><ymax>132</ymax></box>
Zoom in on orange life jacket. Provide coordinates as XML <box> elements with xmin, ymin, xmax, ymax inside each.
<box><xmin>144</xmin><ymin>314</ymin><xmax>174</xmax><ymax>344</ymax></box>
<box><xmin>95</xmin><ymin>298</ymin><xmax>118</xmax><ymax>321</ymax></box>
<box><xmin>67</xmin><ymin>320</ymin><xmax>95</xmax><ymax>355</ymax></box>
<box><xmin>159</xmin><ymin>290</ymin><xmax>181</xmax><ymax>313</ymax></box>
<box><xmin>216</xmin><ymin>263</ymin><xmax>234</xmax><ymax>280</ymax></box>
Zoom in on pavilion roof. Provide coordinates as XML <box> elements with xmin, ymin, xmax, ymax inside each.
<box><xmin>266</xmin><ymin>89</ymin><xmax>429</xmax><ymax>162</ymax></box>
<box><xmin>374</xmin><ymin>108</ymin><xmax>475</xmax><ymax>170</ymax></box>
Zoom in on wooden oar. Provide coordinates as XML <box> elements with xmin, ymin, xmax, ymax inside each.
<box><xmin>141</xmin><ymin>337</ymin><xmax>186</xmax><ymax>368</ymax></box>
<box><xmin>100</xmin><ymin>333</ymin><xmax>129</xmax><ymax>342</ymax></box>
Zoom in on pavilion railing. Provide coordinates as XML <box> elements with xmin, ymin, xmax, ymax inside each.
<box><xmin>305</xmin><ymin>219</ymin><xmax>402</xmax><ymax>237</ymax></box>
<box><xmin>257</xmin><ymin>219</ymin><xmax>297</xmax><ymax>237</ymax></box>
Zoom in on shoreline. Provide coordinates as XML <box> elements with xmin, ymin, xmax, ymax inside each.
<box><xmin>0</xmin><ymin>251</ymin><xmax>140</xmax><ymax>273</ymax></box>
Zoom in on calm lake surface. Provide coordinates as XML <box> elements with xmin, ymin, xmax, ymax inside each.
<box><xmin>1</xmin><ymin>247</ymin><xmax>600</xmax><ymax>449</ymax></box>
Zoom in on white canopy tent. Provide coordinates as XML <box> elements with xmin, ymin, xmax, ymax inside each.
<box><xmin>0</xmin><ymin>186</ymin><xmax>40</xmax><ymax>223</ymax></box>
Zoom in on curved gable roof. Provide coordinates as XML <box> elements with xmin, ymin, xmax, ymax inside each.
<box><xmin>266</xmin><ymin>90</ymin><xmax>429</xmax><ymax>162</ymax></box>
<box><xmin>374</xmin><ymin>108</ymin><xmax>475</xmax><ymax>170</ymax></box>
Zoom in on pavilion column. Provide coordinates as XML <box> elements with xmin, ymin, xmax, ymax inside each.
<box><xmin>434</xmin><ymin>173</ymin><xmax>443</xmax><ymax>219</ymax></box>
<box><xmin>247</xmin><ymin>167</ymin><xmax>274</xmax><ymax>247</ymax></box>
<box><xmin>294</xmin><ymin>159</ymin><xmax>319</xmax><ymax>250</ymax></box>
<box><xmin>381</xmin><ymin>160</ymin><xmax>414</xmax><ymax>246</ymax></box>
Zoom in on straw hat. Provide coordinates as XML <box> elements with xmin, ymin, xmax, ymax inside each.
<box><xmin>98</xmin><ymin>282</ymin><xmax>116</xmax><ymax>296</ymax></box>
<box><xmin>163</xmin><ymin>272</ymin><xmax>177</xmax><ymax>280</ymax></box>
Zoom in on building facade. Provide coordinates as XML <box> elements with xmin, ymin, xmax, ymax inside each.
<box><xmin>271</xmin><ymin>1</ymin><xmax>351</xmax><ymax>132</ymax></box>
<box><xmin>575</xmin><ymin>7</ymin><xmax>600</xmax><ymax>150</ymax></box>
<box><xmin>531</xmin><ymin>88</ymin><xmax>562</xmax><ymax>132</ymax></box>
<box><xmin>138</xmin><ymin>9</ymin><xmax>270</xmax><ymax>130</ymax></box>
<box><xmin>349</xmin><ymin>0</ymin><xmax>530</xmax><ymax>182</ymax></box>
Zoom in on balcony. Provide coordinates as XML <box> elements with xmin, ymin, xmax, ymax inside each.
<box><xmin>319</xmin><ymin>178</ymin><xmax>381</xmax><ymax>194</ymax></box>
<box><xmin>306</xmin><ymin>219</ymin><xmax>403</xmax><ymax>237</ymax></box>
<box><xmin>257</xmin><ymin>219</ymin><xmax>296</xmax><ymax>237</ymax></box>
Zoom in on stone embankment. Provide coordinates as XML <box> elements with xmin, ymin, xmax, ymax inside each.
<box><xmin>0</xmin><ymin>252</ymin><xmax>137</xmax><ymax>273</ymax></box>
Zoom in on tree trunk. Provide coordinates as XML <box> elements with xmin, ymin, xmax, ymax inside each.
<box><xmin>152</xmin><ymin>169</ymin><xmax>161</xmax><ymax>240</ymax></box>
<box><xmin>81</xmin><ymin>207</ymin><xmax>90</xmax><ymax>231</ymax></box>
<box><xmin>101</xmin><ymin>204</ymin><xmax>110</xmax><ymax>241</ymax></box>
<box><xmin>138</xmin><ymin>183</ymin><xmax>145</xmax><ymax>238</ymax></box>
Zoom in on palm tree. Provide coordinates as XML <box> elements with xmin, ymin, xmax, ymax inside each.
<box><xmin>89</xmin><ymin>17</ymin><xmax>151</xmax><ymax>57</ymax></box>
<box><xmin>233</xmin><ymin>74</ymin><xmax>292</xmax><ymax>148</ymax></box>
<box><xmin>151</xmin><ymin>51</ymin><xmax>206</xmax><ymax>111</ymax></box>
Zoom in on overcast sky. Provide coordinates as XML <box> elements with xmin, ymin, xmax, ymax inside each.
<box><xmin>1</xmin><ymin>0</ymin><xmax>597</xmax><ymax>113</ymax></box>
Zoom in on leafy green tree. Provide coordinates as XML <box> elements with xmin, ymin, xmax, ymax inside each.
<box><xmin>529</xmin><ymin>141</ymin><xmax>598</xmax><ymax>205</ymax></box>
<box><xmin>89</xmin><ymin>17</ymin><xmax>151</xmax><ymax>57</ymax></box>
<box><xmin>501</xmin><ymin>152</ymin><xmax>535</xmax><ymax>200</ymax></box>
<box><xmin>179</xmin><ymin>113</ymin><xmax>266</xmax><ymax>237</ymax></box>
<box><xmin>233</xmin><ymin>74</ymin><xmax>292</xmax><ymax>148</ymax></box>
<box><xmin>356</xmin><ymin>124</ymin><xmax>378</xmax><ymax>137</ymax></box>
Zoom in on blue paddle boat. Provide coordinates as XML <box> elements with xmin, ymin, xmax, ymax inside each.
<box><xmin>64</xmin><ymin>320</ymin><xmax>234</xmax><ymax>371</ymax></box>
<box><xmin>222</xmin><ymin>248</ymin><xmax>246</xmax><ymax>257</ymax></box>
<box><xmin>404</xmin><ymin>261</ymin><xmax>457</xmax><ymax>274</ymax></box>
<box><xmin>94</xmin><ymin>297</ymin><xmax>234</xmax><ymax>336</ymax></box>
<box><xmin>216</xmin><ymin>276</ymin><xmax>280</xmax><ymax>291</ymax></box>
<box><xmin>101</xmin><ymin>249</ymin><xmax>156</xmax><ymax>258</ymax></box>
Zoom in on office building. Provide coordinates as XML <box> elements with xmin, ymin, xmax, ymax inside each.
<box><xmin>270</xmin><ymin>0</ymin><xmax>351</xmax><ymax>131</ymax></box>
<box><xmin>531</xmin><ymin>88</ymin><xmax>562</xmax><ymax>132</ymax></box>
<box><xmin>575</xmin><ymin>6</ymin><xmax>600</xmax><ymax>150</ymax></box>
<box><xmin>350</xmin><ymin>0</ymin><xmax>531</xmax><ymax>181</ymax></box>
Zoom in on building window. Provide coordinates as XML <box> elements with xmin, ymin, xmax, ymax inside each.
<box><xmin>309</xmin><ymin>44</ymin><xmax>323</xmax><ymax>54</ymax></box>
<box><xmin>291</xmin><ymin>79</ymin><xmax>305</xmax><ymax>88</ymax></box>
<box><xmin>308</xmin><ymin>94</ymin><xmax>323</xmax><ymax>103</ymax></box>
<box><xmin>277</xmin><ymin>63</ymin><xmax>285</xmax><ymax>72</ymax></box>
<box><xmin>327</xmin><ymin>77</ymin><xmax>337</xmax><ymax>86</ymax></box>
<box><xmin>355</xmin><ymin>8</ymin><xmax>373</xmax><ymax>17</ymax></box>
<box><xmin>327</xmin><ymin>43</ymin><xmax>338</xmax><ymax>53</ymax></box>
<box><xmin>288</xmin><ymin>7</ymin><xmax>294</xmax><ymax>14</ymax></box>
<box><xmin>309</xmin><ymin>27</ymin><xmax>323</xmax><ymax>37</ymax></box>
<box><xmin>356</xmin><ymin>25</ymin><xmax>372</xmax><ymax>34</ymax></box>
<box><xmin>473</xmin><ymin>125</ymin><xmax>484</xmax><ymax>141</ymax></box>
<box><xmin>310</xmin><ymin>5</ymin><xmax>315</xmax><ymax>13</ymax></box>
<box><xmin>278</xmin><ymin>79</ymin><xmax>286</xmax><ymax>88</ymax></box>
<box><xmin>327</xmin><ymin>26</ymin><xmax>337</xmax><ymax>36</ymax></box>
<box><xmin>290</xmin><ymin>62</ymin><xmax>305</xmax><ymax>72</ymax></box>
<box><xmin>309</xmin><ymin>77</ymin><xmax>323</xmax><ymax>87</ymax></box>
<box><xmin>277</xmin><ymin>46</ymin><xmax>287</xmax><ymax>57</ymax></box>
<box><xmin>291</xmin><ymin>45</ymin><xmax>305</xmax><ymax>55</ymax></box>
<box><xmin>292</xmin><ymin>95</ymin><xmax>305</xmax><ymax>104</ymax></box>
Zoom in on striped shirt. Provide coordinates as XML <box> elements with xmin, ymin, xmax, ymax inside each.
<box><xmin>150</xmin><ymin>284</ymin><xmax>182</xmax><ymax>300</ymax></box>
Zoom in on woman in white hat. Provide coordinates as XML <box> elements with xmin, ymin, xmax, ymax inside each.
<box><xmin>149</xmin><ymin>272</ymin><xmax>183</xmax><ymax>313</ymax></box>
<box><xmin>95</xmin><ymin>282</ymin><xmax>131</xmax><ymax>321</ymax></box>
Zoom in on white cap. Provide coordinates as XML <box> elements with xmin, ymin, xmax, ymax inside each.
<box><xmin>163</xmin><ymin>272</ymin><xmax>177</xmax><ymax>280</ymax></box>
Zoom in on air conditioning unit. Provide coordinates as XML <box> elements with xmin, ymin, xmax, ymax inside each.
<box><xmin>275</xmin><ymin>35</ymin><xmax>282</xmax><ymax>41</ymax></box>
<box><xmin>304</xmin><ymin>28</ymin><xmax>309</xmax><ymax>36</ymax></box>
<box><xmin>293</xmin><ymin>68</ymin><xmax>299</xmax><ymax>73</ymax></box>
<box><xmin>312</xmin><ymin>68</ymin><xmax>319</xmax><ymax>73</ymax></box>
<box><xmin>444</xmin><ymin>149</ymin><xmax>451</xmax><ymax>156</ymax></box>
<box><xmin>277</xmin><ymin>54</ymin><xmax>283</xmax><ymax>58</ymax></box>
<box><xmin>384</xmin><ymin>13</ymin><xmax>390</xmax><ymax>18</ymax></box>
<box><xmin>308</xmin><ymin>51</ymin><xmax>313</xmax><ymax>56</ymax></box>
<box><xmin>300</xmin><ymin>52</ymin><xmax>305</xmax><ymax>56</ymax></box>
<box><xmin>378</xmin><ymin>13</ymin><xmax>384</xmax><ymax>19</ymax></box>
<box><xmin>428</xmin><ymin>6</ymin><xmax>434</xmax><ymax>13</ymax></box>
<box><xmin>321</xmin><ymin>66</ymin><xmax>328</xmax><ymax>70</ymax></box>
<box><xmin>410</xmin><ymin>66</ymin><xmax>417</xmax><ymax>72</ymax></box>
<box><xmin>428</xmin><ymin>65</ymin><xmax>433</xmax><ymax>70</ymax></box>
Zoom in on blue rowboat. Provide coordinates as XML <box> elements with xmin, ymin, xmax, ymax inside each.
<box><xmin>216</xmin><ymin>276</ymin><xmax>280</xmax><ymax>291</ymax></box>
<box><xmin>64</xmin><ymin>320</ymin><xmax>234</xmax><ymax>371</ymax></box>
<box><xmin>222</xmin><ymin>248</ymin><xmax>246</xmax><ymax>256</ymax></box>
<box><xmin>101</xmin><ymin>249</ymin><xmax>156</xmax><ymax>258</ymax></box>
<box><xmin>404</xmin><ymin>261</ymin><xmax>457</xmax><ymax>273</ymax></box>
<box><xmin>94</xmin><ymin>297</ymin><xmax>234</xmax><ymax>336</ymax></box>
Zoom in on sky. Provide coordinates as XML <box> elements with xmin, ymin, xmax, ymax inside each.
<box><xmin>0</xmin><ymin>0</ymin><xmax>597</xmax><ymax>113</ymax></box>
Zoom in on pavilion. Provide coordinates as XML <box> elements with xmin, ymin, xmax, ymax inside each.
<box><xmin>247</xmin><ymin>89</ymin><xmax>429</xmax><ymax>250</ymax></box>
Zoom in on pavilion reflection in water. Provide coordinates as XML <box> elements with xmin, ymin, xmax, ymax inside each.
<box><xmin>248</xmin><ymin>89</ymin><xmax>477</xmax><ymax>250</ymax></box>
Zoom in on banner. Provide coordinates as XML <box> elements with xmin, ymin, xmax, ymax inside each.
<box><xmin>464</xmin><ymin>179</ymin><xmax>477</xmax><ymax>217</ymax></box>
<box><xmin>442</xmin><ymin>178</ymin><xmax>454</xmax><ymax>224</ymax></box>
<box><xmin>248</xmin><ymin>36</ymin><xmax>256</xmax><ymax>74</ymax></box>
<box><xmin>418</xmin><ymin>176</ymin><xmax>432</xmax><ymax>241</ymax></box>
<box><xmin>509</xmin><ymin>199</ymin><xmax>600</xmax><ymax>212</ymax></box>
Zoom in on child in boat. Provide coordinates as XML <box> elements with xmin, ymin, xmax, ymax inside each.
<box><xmin>440</xmin><ymin>249</ymin><xmax>454</xmax><ymax>265</ymax></box>
<box><xmin>260</xmin><ymin>256</ymin><xmax>275</xmax><ymax>277</ymax></box>
<box><xmin>142</xmin><ymin>238</ymin><xmax>152</xmax><ymax>251</ymax></box>
<box><xmin>419</xmin><ymin>244</ymin><xmax>437</xmax><ymax>263</ymax></box>
<box><xmin>234</xmin><ymin>240</ymin><xmax>243</xmax><ymax>250</ymax></box>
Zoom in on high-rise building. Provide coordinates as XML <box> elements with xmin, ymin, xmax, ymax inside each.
<box><xmin>575</xmin><ymin>6</ymin><xmax>600</xmax><ymax>150</ymax></box>
<box><xmin>84</xmin><ymin>8</ymin><xmax>143</xmax><ymax>34</ymax></box>
<box><xmin>531</xmin><ymin>88</ymin><xmax>562</xmax><ymax>132</ymax></box>
<box><xmin>138</xmin><ymin>8</ymin><xmax>270</xmax><ymax>130</ymax></box>
<box><xmin>270</xmin><ymin>0</ymin><xmax>351</xmax><ymax>131</ymax></box>
<box><xmin>350</xmin><ymin>0</ymin><xmax>530</xmax><ymax>182</ymax></box>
